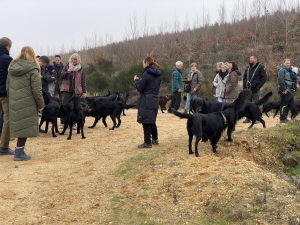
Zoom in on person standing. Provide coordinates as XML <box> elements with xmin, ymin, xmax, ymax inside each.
<box><xmin>7</xmin><ymin>46</ymin><xmax>44</xmax><ymax>160</ymax></box>
<box><xmin>60</xmin><ymin>53</ymin><xmax>87</xmax><ymax>127</ymax></box>
<box><xmin>39</xmin><ymin>56</ymin><xmax>56</xmax><ymax>95</ymax></box>
<box><xmin>277</xmin><ymin>59</ymin><xmax>296</xmax><ymax>123</ymax></box>
<box><xmin>213</xmin><ymin>63</ymin><xmax>229</xmax><ymax>102</ymax></box>
<box><xmin>184</xmin><ymin>63</ymin><xmax>203</xmax><ymax>113</ymax></box>
<box><xmin>0</xmin><ymin>37</ymin><xmax>14</xmax><ymax>155</ymax></box>
<box><xmin>53</xmin><ymin>55</ymin><xmax>64</xmax><ymax>97</ymax></box>
<box><xmin>168</xmin><ymin>61</ymin><xmax>183</xmax><ymax>112</ymax></box>
<box><xmin>243</xmin><ymin>55</ymin><xmax>267</xmax><ymax>123</ymax></box>
<box><xmin>134</xmin><ymin>57</ymin><xmax>161</xmax><ymax>148</ymax></box>
<box><xmin>224</xmin><ymin>62</ymin><xmax>241</xmax><ymax>103</ymax></box>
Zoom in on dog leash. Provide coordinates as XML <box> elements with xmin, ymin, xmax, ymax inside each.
<box><xmin>220</xmin><ymin>112</ymin><xmax>227</xmax><ymax>124</ymax></box>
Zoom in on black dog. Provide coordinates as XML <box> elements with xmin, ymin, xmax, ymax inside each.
<box><xmin>159</xmin><ymin>94</ymin><xmax>172</xmax><ymax>113</ymax></box>
<box><xmin>120</xmin><ymin>92</ymin><xmax>130</xmax><ymax>116</ymax></box>
<box><xmin>190</xmin><ymin>97</ymin><xmax>226</xmax><ymax>114</ymax></box>
<box><xmin>39</xmin><ymin>92</ymin><xmax>60</xmax><ymax>137</ymax></box>
<box><xmin>172</xmin><ymin>89</ymin><xmax>251</xmax><ymax>157</ymax></box>
<box><xmin>291</xmin><ymin>101</ymin><xmax>300</xmax><ymax>119</ymax></box>
<box><xmin>238</xmin><ymin>92</ymin><xmax>272</xmax><ymax>129</ymax></box>
<box><xmin>262</xmin><ymin>101</ymin><xmax>280</xmax><ymax>118</ymax></box>
<box><xmin>59</xmin><ymin>95</ymin><xmax>86</xmax><ymax>140</ymax></box>
<box><xmin>87</xmin><ymin>100</ymin><xmax>135</xmax><ymax>130</ymax></box>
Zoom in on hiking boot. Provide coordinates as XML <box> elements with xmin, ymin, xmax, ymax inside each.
<box><xmin>152</xmin><ymin>139</ymin><xmax>159</xmax><ymax>145</ymax></box>
<box><xmin>243</xmin><ymin>118</ymin><xmax>251</xmax><ymax>123</ymax></box>
<box><xmin>280</xmin><ymin>119</ymin><xmax>289</xmax><ymax>123</ymax></box>
<box><xmin>0</xmin><ymin>147</ymin><xmax>14</xmax><ymax>155</ymax></box>
<box><xmin>14</xmin><ymin>147</ymin><xmax>31</xmax><ymax>161</ymax></box>
<box><xmin>138</xmin><ymin>143</ymin><xmax>152</xmax><ymax>148</ymax></box>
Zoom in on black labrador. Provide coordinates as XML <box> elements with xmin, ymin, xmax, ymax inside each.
<box><xmin>172</xmin><ymin>89</ymin><xmax>251</xmax><ymax>157</ymax></box>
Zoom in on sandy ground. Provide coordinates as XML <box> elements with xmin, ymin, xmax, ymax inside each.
<box><xmin>0</xmin><ymin>109</ymin><xmax>298</xmax><ymax>225</ymax></box>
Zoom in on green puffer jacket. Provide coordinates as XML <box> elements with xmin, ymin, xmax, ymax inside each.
<box><xmin>7</xmin><ymin>59</ymin><xmax>44</xmax><ymax>138</ymax></box>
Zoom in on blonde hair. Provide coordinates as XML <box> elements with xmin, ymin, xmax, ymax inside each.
<box><xmin>9</xmin><ymin>46</ymin><xmax>39</xmax><ymax>70</ymax></box>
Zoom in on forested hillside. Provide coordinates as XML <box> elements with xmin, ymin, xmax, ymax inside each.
<box><xmin>60</xmin><ymin>8</ymin><xmax>300</xmax><ymax>99</ymax></box>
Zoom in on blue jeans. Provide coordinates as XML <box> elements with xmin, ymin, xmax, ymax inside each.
<box><xmin>185</xmin><ymin>93</ymin><xmax>192</xmax><ymax>111</ymax></box>
<box><xmin>217</xmin><ymin>97</ymin><xmax>224</xmax><ymax>102</ymax></box>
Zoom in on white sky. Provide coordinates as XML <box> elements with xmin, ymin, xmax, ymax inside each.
<box><xmin>0</xmin><ymin>0</ymin><xmax>288</xmax><ymax>57</ymax></box>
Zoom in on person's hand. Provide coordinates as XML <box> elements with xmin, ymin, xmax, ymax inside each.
<box><xmin>282</xmin><ymin>90</ymin><xmax>288</xmax><ymax>94</ymax></box>
<box><xmin>81</xmin><ymin>93</ymin><xmax>87</xmax><ymax>98</ymax></box>
<box><xmin>193</xmin><ymin>88</ymin><xmax>197</xmax><ymax>93</ymax></box>
<box><xmin>67</xmin><ymin>68</ymin><xmax>72</xmax><ymax>73</ymax></box>
<box><xmin>39</xmin><ymin>108</ymin><xmax>44</xmax><ymax>112</ymax></box>
<box><xmin>134</xmin><ymin>75</ymin><xmax>139</xmax><ymax>80</ymax></box>
<box><xmin>178</xmin><ymin>89</ymin><xmax>182</xmax><ymax>93</ymax></box>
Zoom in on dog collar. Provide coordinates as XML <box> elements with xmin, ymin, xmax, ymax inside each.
<box><xmin>221</xmin><ymin>112</ymin><xmax>227</xmax><ymax>124</ymax></box>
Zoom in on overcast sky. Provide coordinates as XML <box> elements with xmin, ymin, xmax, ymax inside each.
<box><xmin>0</xmin><ymin>0</ymin><xmax>285</xmax><ymax>57</ymax></box>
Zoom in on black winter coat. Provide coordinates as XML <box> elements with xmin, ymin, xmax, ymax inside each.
<box><xmin>135</xmin><ymin>66</ymin><xmax>161</xmax><ymax>124</ymax></box>
<box><xmin>243</xmin><ymin>62</ymin><xmax>267</xmax><ymax>94</ymax></box>
<box><xmin>0</xmin><ymin>45</ymin><xmax>12</xmax><ymax>97</ymax></box>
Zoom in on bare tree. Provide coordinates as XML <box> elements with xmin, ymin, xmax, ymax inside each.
<box><xmin>218</xmin><ymin>1</ymin><xmax>226</xmax><ymax>24</ymax></box>
<box><xmin>128</xmin><ymin>13</ymin><xmax>139</xmax><ymax>40</ymax></box>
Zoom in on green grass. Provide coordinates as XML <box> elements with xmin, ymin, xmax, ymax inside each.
<box><xmin>115</xmin><ymin>155</ymin><xmax>146</xmax><ymax>178</ymax></box>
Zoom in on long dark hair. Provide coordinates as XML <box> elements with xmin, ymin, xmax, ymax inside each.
<box><xmin>229</xmin><ymin>61</ymin><xmax>238</xmax><ymax>71</ymax></box>
<box><xmin>144</xmin><ymin>57</ymin><xmax>160</xmax><ymax>70</ymax></box>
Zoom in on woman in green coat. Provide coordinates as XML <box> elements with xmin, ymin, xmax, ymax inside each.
<box><xmin>7</xmin><ymin>46</ymin><xmax>44</xmax><ymax>161</ymax></box>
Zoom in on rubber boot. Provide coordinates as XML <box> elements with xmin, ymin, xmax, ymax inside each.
<box><xmin>14</xmin><ymin>147</ymin><xmax>31</xmax><ymax>161</ymax></box>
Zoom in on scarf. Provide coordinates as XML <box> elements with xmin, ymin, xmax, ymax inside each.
<box><xmin>68</xmin><ymin>53</ymin><xmax>82</xmax><ymax>72</ymax></box>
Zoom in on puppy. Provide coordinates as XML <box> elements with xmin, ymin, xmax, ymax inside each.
<box><xmin>262</xmin><ymin>101</ymin><xmax>280</xmax><ymax>118</ymax></box>
<box><xmin>159</xmin><ymin>94</ymin><xmax>172</xmax><ymax>113</ymax></box>
<box><xmin>172</xmin><ymin>89</ymin><xmax>251</xmax><ymax>157</ymax></box>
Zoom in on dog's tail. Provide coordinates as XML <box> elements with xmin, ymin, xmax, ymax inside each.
<box><xmin>171</xmin><ymin>108</ymin><xmax>194</xmax><ymax>119</ymax></box>
<box><xmin>255</xmin><ymin>91</ymin><xmax>273</xmax><ymax>106</ymax></box>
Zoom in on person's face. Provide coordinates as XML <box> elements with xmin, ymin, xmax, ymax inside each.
<box><xmin>39</xmin><ymin>61</ymin><xmax>47</xmax><ymax>68</ymax></box>
<box><xmin>55</xmin><ymin>57</ymin><xmax>61</xmax><ymax>64</ymax></box>
<box><xmin>191</xmin><ymin>65</ymin><xmax>197</xmax><ymax>72</ymax></box>
<box><xmin>284</xmin><ymin>60</ymin><xmax>291</xmax><ymax>68</ymax></box>
<box><xmin>177</xmin><ymin>64</ymin><xmax>183</xmax><ymax>70</ymax></box>
<box><xmin>228</xmin><ymin>63</ymin><xmax>233</xmax><ymax>70</ymax></box>
<box><xmin>71</xmin><ymin>57</ymin><xmax>78</xmax><ymax>66</ymax></box>
<box><xmin>5</xmin><ymin>45</ymin><xmax>11</xmax><ymax>51</ymax></box>
<box><xmin>221</xmin><ymin>66</ymin><xmax>227</xmax><ymax>72</ymax></box>
<box><xmin>143</xmin><ymin>60</ymin><xmax>148</xmax><ymax>68</ymax></box>
<box><xmin>249</xmin><ymin>56</ymin><xmax>257</xmax><ymax>64</ymax></box>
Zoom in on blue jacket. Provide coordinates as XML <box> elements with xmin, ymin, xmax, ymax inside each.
<box><xmin>0</xmin><ymin>45</ymin><xmax>12</xmax><ymax>97</ymax></box>
<box><xmin>135</xmin><ymin>66</ymin><xmax>161</xmax><ymax>124</ymax></box>
<box><xmin>171</xmin><ymin>67</ymin><xmax>183</xmax><ymax>92</ymax></box>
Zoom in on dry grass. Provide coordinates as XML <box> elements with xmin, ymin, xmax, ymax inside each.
<box><xmin>0</xmin><ymin>109</ymin><xmax>299</xmax><ymax>225</ymax></box>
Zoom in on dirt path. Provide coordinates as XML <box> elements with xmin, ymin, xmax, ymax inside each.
<box><xmin>0</xmin><ymin>109</ymin><xmax>296</xmax><ymax>224</ymax></box>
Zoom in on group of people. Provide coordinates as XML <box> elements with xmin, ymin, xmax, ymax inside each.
<box><xmin>0</xmin><ymin>37</ymin><xmax>87</xmax><ymax>161</ymax></box>
<box><xmin>134</xmin><ymin>56</ymin><xmax>299</xmax><ymax>148</ymax></box>
<box><xmin>0</xmin><ymin>36</ymin><xmax>299</xmax><ymax>155</ymax></box>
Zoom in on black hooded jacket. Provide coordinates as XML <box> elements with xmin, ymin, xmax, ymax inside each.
<box><xmin>135</xmin><ymin>66</ymin><xmax>161</xmax><ymax>124</ymax></box>
<box><xmin>243</xmin><ymin>62</ymin><xmax>267</xmax><ymax>93</ymax></box>
<box><xmin>0</xmin><ymin>45</ymin><xmax>13</xmax><ymax>97</ymax></box>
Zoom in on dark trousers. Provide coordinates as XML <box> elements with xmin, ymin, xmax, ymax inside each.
<box><xmin>280</xmin><ymin>92</ymin><xmax>294</xmax><ymax>121</ymax></box>
<box><xmin>168</xmin><ymin>91</ymin><xmax>181</xmax><ymax>111</ymax></box>
<box><xmin>17</xmin><ymin>138</ymin><xmax>27</xmax><ymax>147</ymax></box>
<box><xmin>142</xmin><ymin>123</ymin><xmax>158</xmax><ymax>144</ymax></box>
